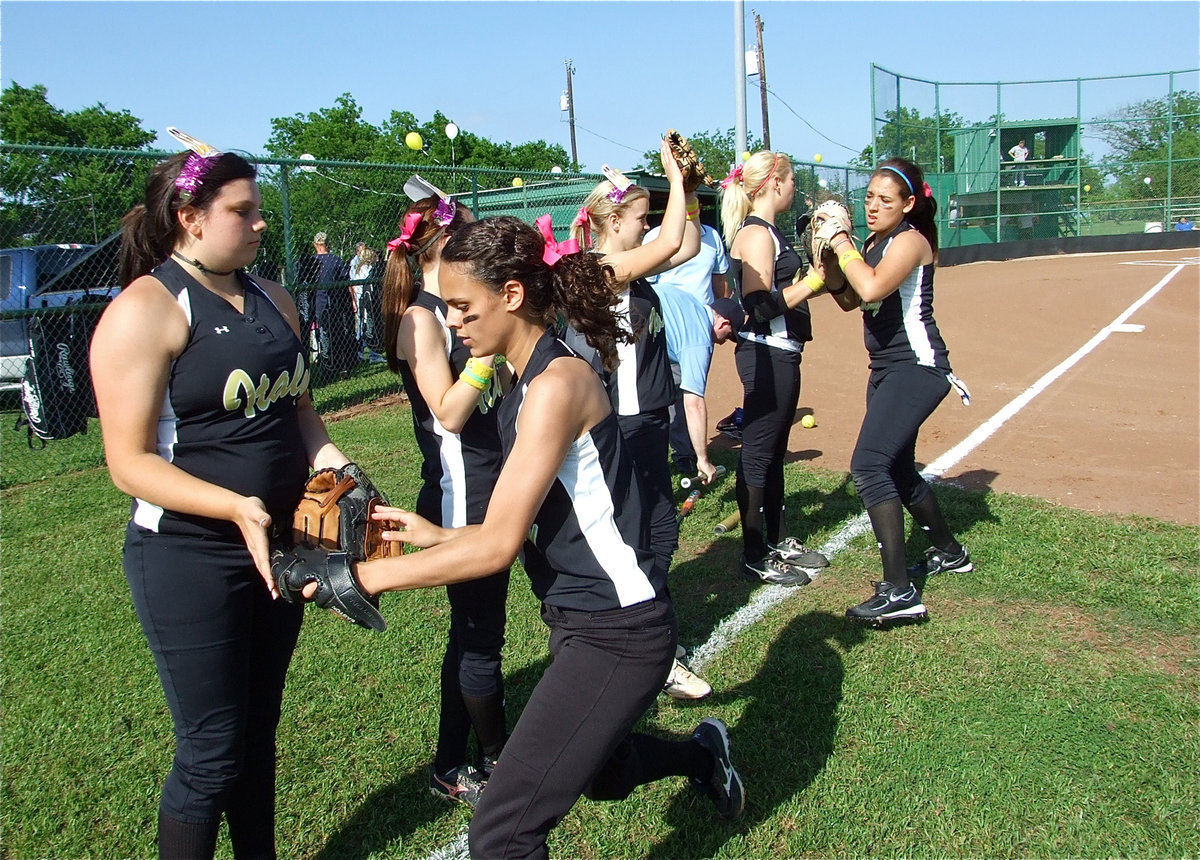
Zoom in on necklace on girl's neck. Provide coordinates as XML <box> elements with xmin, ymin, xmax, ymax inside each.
<box><xmin>172</xmin><ymin>251</ymin><xmax>236</xmax><ymax>277</ymax></box>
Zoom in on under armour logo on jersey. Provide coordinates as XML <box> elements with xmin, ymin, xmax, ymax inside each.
<box><xmin>214</xmin><ymin>326</ymin><xmax>231</xmax><ymax>334</ymax></box>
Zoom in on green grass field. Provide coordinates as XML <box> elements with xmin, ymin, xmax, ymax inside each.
<box><xmin>2</xmin><ymin>404</ymin><xmax>1197</xmax><ymax>859</ymax></box>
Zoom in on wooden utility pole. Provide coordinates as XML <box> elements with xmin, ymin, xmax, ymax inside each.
<box><xmin>565</xmin><ymin>60</ymin><xmax>579</xmax><ymax>171</ymax></box>
<box><xmin>754</xmin><ymin>12</ymin><xmax>770</xmax><ymax>149</ymax></box>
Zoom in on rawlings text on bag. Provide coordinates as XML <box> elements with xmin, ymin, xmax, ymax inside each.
<box><xmin>18</xmin><ymin>311</ymin><xmax>90</xmax><ymax>447</ymax></box>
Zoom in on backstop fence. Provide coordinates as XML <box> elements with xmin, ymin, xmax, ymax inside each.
<box><xmin>868</xmin><ymin>65</ymin><xmax>1200</xmax><ymax>247</ymax></box>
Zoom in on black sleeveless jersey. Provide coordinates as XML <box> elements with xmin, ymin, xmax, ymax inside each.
<box><xmin>861</xmin><ymin>222</ymin><xmax>951</xmax><ymax>372</ymax></box>
<box><xmin>395</xmin><ymin>289</ymin><xmax>503</xmax><ymax>527</ymax></box>
<box><xmin>565</xmin><ymin>276</ymin><xmax>675</xmax><ymax>416</ymax></box>
<box><xmin>132</xmin><ymin>258</ymin><xmax>309</xmax><ymax>538</ymax></box>
<box><xmin>728</xmin><ymin>215</ymin><xmax>813</xmax><ymax>346</ymax></box>
<box><xmin>498</xmin><ymin>331</ymin><xmax>664</xmax><ymax>610</ymax></box>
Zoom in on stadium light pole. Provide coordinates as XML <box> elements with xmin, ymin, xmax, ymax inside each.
<box><xmin>734</xmin><ymin>1</ymin><xmax>747</xmax><ymax>163</ymax></box>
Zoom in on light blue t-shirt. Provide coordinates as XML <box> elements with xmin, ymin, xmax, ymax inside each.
<box><xmin>653</xmin><ymin>283</ymin><xmax>714</xmax><ymax>397</ymax></box>
<box><xmin>645</xmin><ymin>223</ymin><xmax>729</xmax><ymax>306</ymax></box>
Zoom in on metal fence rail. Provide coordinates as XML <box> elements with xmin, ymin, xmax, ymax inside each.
<box><xmin>0</xmin><ymin>145</ymin><xmax>610</xmax><ymax>472</ymax></box>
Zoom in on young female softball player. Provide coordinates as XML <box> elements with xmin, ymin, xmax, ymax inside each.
<box><xmin>720</xmin><ymin>150</ymin><xmax>830</xmax><ymax>587</ymax></box>
<box><xmin>90</xmin><ymin>134</ymin><xmax>351</xmax><ymax>859</ymax></box>
<box><xmin>281</xmin><ymin>214</ymin><xmax>744</xmax><ymax>859</ymax></box>
<box><xmin>820</xmin><ymin>157</ymin><xmax>973</xmax><ymax>625</ymax></box>
<box><xmin>381</xmin><ymin>193</ymin><xmax>510</xmax><ymax>806</ymax></box>
<box><xmin>567</xmin><ymin>138</ymin><xmax>701</xmax><ymax>579</ymax></box>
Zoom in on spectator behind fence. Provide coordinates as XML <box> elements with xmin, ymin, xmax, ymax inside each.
<box><xmin>1174</xmin><ymin>216</ymin><xmax>1193</xmax><ymax>231</ymax></box>
<box><xmin>1007</xmin><ymin>139</ymin><xmax>1029</xmax><ymax>187</ymax></box>
<box><xmin>312</xmin><ymin>231</ymin><xmax>356</xmax><ymax>377</ymax></box>
<box><xmin>349</xmin><ymin>246</ymin><xmax>376</xmax><ymax>353</ymax></box>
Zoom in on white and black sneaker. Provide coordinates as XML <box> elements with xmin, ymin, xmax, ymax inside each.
<box><xmin>691</xmin><ymin>718</ymin><xmax>745</xmax><ymax>820</ymax></box>
<box><xmin>742</xmin><ymin>555</ymin><xmax>810</xmax><ymax>587</ymax></box>
<box><xmin>846</xmin><ymin>581</ymin><xmax>928</xmax><ymax>626</ymax></box>
<box><xmin>768</xmin><ymin>537</ymin><xmax>829</xmax><ymax>569</ymax></box>
<box><xmin>907</xmin><ymin>546</ymin><xmax>973</xmax><ymax>577</ymax></box>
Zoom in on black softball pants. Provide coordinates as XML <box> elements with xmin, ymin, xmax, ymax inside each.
<box><xmin>617</xmin><ymin>408</ymin><xmax>678</xmax><ymax>576</ymax></box>
<box><xmin>735</xmin><ymin>339</ymin><xmax>803</xmax><ymax>561</ymax></box>
<box><xmin>435</xmin><ymin>569</ymin><xmax>511</xmax><ymax>773</ymax></box>
<box><xmin>850</xmin><ymin>363</ymin><xmax>951</xmax><ymax>510</ymax></box>
<box><xmin>123</xmin><ymin>524</ymin><xmax>303</xmax><ymax>857</ymax></box>
<box><xmin>468</xmin><ymin>598</ymin><xmax>684</xmax><ymax>860</ymax></box>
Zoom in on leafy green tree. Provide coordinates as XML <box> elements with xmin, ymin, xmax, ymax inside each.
<box><xmin>263</xmin><ymin>95</ymin><xmax>571</xmax><ymax>276</ymax></box>
<box><xmin>0</xmin><ymin>83</ymin><xmax>155</xmax><ymax>246</ymax></box>
<box><xmin>1093</xmin><ymin>90</ymin><xmax>1199</xmax><ymax>201</ymax></box>
<box><xmin>852</xmin><ymin>107</ymin><xmax>965</xmax><ymax>172</ymax></box>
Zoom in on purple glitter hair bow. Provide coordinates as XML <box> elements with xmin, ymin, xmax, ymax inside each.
<box><xmin>432</xmin><ymin>196</ymin><xmax>456</xmax><ymax>226</ymax></box>
<box><xmin>167</xmin><ymin>126</ymin><xmax>223</xmax><ymax>201</ymax></box>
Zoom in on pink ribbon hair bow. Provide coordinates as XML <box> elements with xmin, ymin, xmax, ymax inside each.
<box><xmin>387</xmin><ymin>210</ymin><xmax>424</xmax><ymax>253</ymax></box>
<box><xmin>536</xmin><ymin>214</ymin><xmax>580</xmax><ymax>267</ymax></box>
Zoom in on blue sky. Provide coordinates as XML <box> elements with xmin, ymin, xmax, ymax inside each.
<box><xmin>3</xmin><ymin>1</ymin><xmax>1198</xmax><ymax>172</ymax></box>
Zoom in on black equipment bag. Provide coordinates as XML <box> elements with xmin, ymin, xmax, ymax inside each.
<box><xmin>17</xmin><ymin>299</ymin><xmax>108</xmax><ymax>447</ymax></box>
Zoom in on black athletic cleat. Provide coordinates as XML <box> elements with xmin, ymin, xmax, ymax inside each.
<box><xmin>768</xmin><ymin>537</ymin><xmax>830</xmax><ymax>569</ymax></box>
<box><xmin>430</xmin><ymin>764</ymin><xmax>487</xmax><ymax>808</ymax></box>
<box><xmin>846</xmin><ymin>581</ymin><xmax>928</xmax><ymax>626</ymax></box>
<box><xmin>691</xmin><ymin>718</ymin><xmax>745</xmax><ymax>820</ymax></box>
<box><xmin>716</xmin><ymin>407</ymin><xmax>744</xmax><ymax>440</ymax></box>
<box><xmin>742</xmin><ymin>555</ymin><xmax>810</xmax><ymax>587</ymax></box>
<box><xmin>907</xmin><ymin>545</ymin><xmax>973</xmax><ymax>577</ymax></box>
<box><xmin>716</xmin><ymin>407</ymin><xmax>743</xmax><ymax>433</ymax></box>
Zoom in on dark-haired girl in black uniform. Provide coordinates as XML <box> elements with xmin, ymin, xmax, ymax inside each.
<box><xmin>380</xmin><ymin>193</ymin><xmax>510</xmax><ymax>806</ymax></box>
<box><xmin>354</xmin><ymin>214</ymin><xmax>743</xmax><ymax>859</ymax></box>
<box><xmin>91</xmin><ymin>135</ymin><xmax>351</xmax><ymax>859</ymax></box>
<box><xmin>820</xmin><ymin>157</ymin><xmax>973</xmax><ymax>626</ymax></box>
<box><xmin>720</xmin><ymin>150</ymin><xmax>830</xmax><ymax>586</ymax></box>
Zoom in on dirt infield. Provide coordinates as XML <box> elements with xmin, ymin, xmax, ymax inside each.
<box><xmin>704</xmin><ymin>248</ymin><xmax>1199</xmax><ymax>526</ymax></box>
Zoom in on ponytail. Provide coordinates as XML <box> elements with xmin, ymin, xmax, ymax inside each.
<box><xmin>381</xmin><ymin>196</ymin><xmax>475</xmax><ymax>374</ymax></box>
<box><xmin>442</xmin><ymin>216</ymin><xmax>633</xmax><ymax>372</ymax></box>
<box><xmin>718</xmin><ymin>150</ymin><xmax>790</xmax><ymax>247</ymax></box>
<box><xmin>875</xmin><ymin>157</ymin><xmax>939</xmax><ymax>258</ymax></box>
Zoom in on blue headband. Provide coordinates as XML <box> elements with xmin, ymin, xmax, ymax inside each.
<box><xmin>880</xmin><ymin>165</ymin><xmax>915</xmax><ymax>196</ymax></box>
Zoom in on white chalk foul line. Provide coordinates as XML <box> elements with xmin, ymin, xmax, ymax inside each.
<box><xmin>422</xmin><ymin>263</ymin><xmax>1185</xmax><ymax>860</ymax></box>
<box><xmin>693</xmin><ymin>262</ymin><xmax>1184</xmax><ymax>673</ymax></box>
<box><xmin>923</xmin><ymin>263</ymin><xmax>1183</xmax><ymax>479</ymax></box>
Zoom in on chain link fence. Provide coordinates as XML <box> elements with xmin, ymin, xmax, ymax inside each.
<box><xmin>0</xmin><ymin>143</ymin><xmax>605</xmax><ymax>482</ymax></box>
<box><xmin>869</xmin><ymin>65</ymin><xmax>1200</xmax><ymax>246</ymax></box>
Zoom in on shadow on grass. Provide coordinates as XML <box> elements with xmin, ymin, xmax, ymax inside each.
<box><xmin>647</xmin><ymin>610</ymin><xmax>869</xmax><ymax>859</ymax></box>
<box><xmin>312</xmin><ymin>651</ymin><xmax>551</xmax><ymax>860</ymax></box>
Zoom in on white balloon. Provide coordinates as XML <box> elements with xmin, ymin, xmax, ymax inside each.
<box><xmin>299</xmin><ymin>153</ymin><xmax>317</xmax><ymax>173</ymax></box>
<box><xmin>445</xmin><ymin>122</ymin><xmax>459</xmax><ymax>141</ymax></box>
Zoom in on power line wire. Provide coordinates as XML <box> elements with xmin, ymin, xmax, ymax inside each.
<box><xmin>759</xmin><ymin>83</ymin><xmax>860</xmax><ymax>155</ymax></box>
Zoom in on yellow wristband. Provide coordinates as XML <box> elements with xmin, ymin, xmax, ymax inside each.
<box><xmin>459</xmin><ymin>368</ymin><xmax>489</xmax><ymax>391</ymax></box>
<box><xmin>837</xmin><ymin>248</ymin><xmax>864</xmax><ymax>268</ymax></box>
<box><xmin>466</xmin><ymin>357</ymin><xmax>495</xmax><ymax>379</ymax></box>
<box><xmin>801</xmin><ymin>272</ymin><xmax>825</xmax><ymax>293</ymax></box>
<box><xmin>685</xmin><ymin>202</ymin><xmax>700</xmax><ymax>216</ymax></box>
